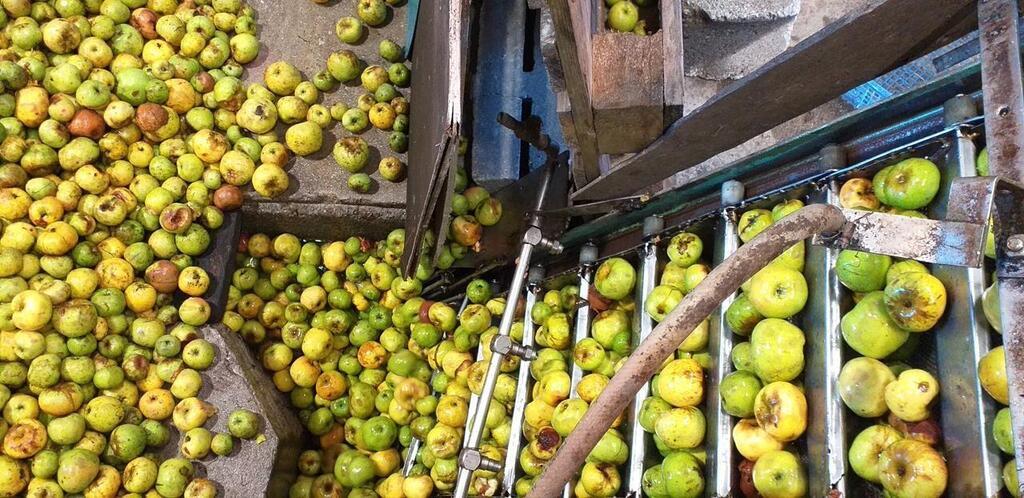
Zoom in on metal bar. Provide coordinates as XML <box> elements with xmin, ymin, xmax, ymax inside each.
<box><xmin>817</xmin><ymin>208</ymin><xmax>987</xmax><ymax>267</ymax></box>
<box><xmin>571</xmin><ymin>0</ymin><xmax>976</xmax><ymax>200</ymax></box>
<box><xmin>980</xmin><ymin>1</ymin><xmax>1024</xmax><ymax>492</ymax></box>
<box><xmin>563</xmin><ymin>243</ymin><xmax>597</xmax><ymax>498</ymax></box>
<box><xmin>502</xmin><ymin>267</ymin><xmax>544</xmax><ymax>496</ymax></box>
<box><xmin>803</xmin><ymin>179</ymin><xmax>847</xmax><ymax>496</ymax></box>
<box><xmin>454</xmin><ymin>164</ymin><xmax>558</xmax><ymax>498</ymax></box>
<box><xmin>526</xmin><ymin>204</ymin><xmax>848</xmax><ymax>498</ymax></box>
<box><xmin>930</xmin><ymin>120</ymin><xmax>1003</xmax><ymax>497</ymax></box>
<box><xmin>707</xmin><ymin>180</ymin><xmax>743</xmax><ymax>497</ymax></box>
<box><xmin>625</xmin><ymin>217</ymin><xmax>663</xmax><ymax>496</ymax></box>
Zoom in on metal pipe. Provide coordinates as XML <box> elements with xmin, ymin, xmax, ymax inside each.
<box><xmin>526</xmin><ymin>204</ymin><xmax>848</xmax><ymax>498</ymax></box>
<box><xmin>453</xmin><ymin>164</ymin><xmax>557</xmax><ymax>498</ymax></box>
<box><xmin>501</xmin><ymin>266</ymin><xmax>544</xmax><ymax>496</ymax></box>
<box><xmin>625</xmin><ymin>216</ymin><xmax>662</xmax><ymax>496</ymax></box>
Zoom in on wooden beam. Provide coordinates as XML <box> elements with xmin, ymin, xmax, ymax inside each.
<box><xmin>661</xmin><ymin>0</ymin><xmax>685</xmax><ymax>125</ymax></box>
<box><xmin>571</xmin><ymin>0</ymin><xmax>977</xmax><ymax>201</ymax></box>
<box><xmin>546</xmin><ymin>0</ymin><xmax>602</xmax><ymax>187</ymax></box>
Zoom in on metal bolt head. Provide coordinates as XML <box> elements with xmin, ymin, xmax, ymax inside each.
<box><xmin>1008</xmin><ymin>235</ymin><xmax>1024</xmax><ymax>252</ymax></box>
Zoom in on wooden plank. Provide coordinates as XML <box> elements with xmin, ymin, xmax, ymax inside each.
<box><xmin>661</xmin><ymin>0</ymin><xmax>685</xmax><ymax>125</ymax></box>
<box><xmin>591</xmin><ymin>31</ymin><xmax>664</xmax><ymax>153</ymax></box>
<box><xmin>546</xmin><ymin>0</ymin><xmax>602</xmax><ymax>187</ymax></box>
<box><xmin>571</xmin><ymin>0</ymin><xmax>977</xmax><ymax>201</ymax></box>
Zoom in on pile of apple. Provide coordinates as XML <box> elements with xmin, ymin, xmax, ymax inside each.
<box><xmin>513</xmin><ymin>280</ymin><xmax>581</xmax><ymax>495</ymax></box>
<box><xmin>304</xmin><ymin>0</ymin><xmax>413</xmax><ymax>193</ymax></box>
<box><xmin>638</xmin><ymin>231</ymin><xmax>712</xmax><ymax>498</ymax></box>
<box><xmin>975</xmin><ymin>146</ymin><xmax>1021</xmax><ymax>497</ymax></box>
<box><xmin>0</xmin><ymin>0</ymin><xmax>383</xmax><ymax>495</ymax></box>
<box><xmin>835</xmin><ymin>157</ymin><xmax>950</xmax><ymax>498</ymax></box>
<box><xmin>221</xmin><ymin>228</ymin><xmax>523</xmax><ymax>498</ymax></box>
<box><xmin>718</xmin><ymin>200</ymin><xmax>811</xmax><ymax>498</ymax></box>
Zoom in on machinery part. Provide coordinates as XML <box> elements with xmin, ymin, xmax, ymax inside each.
<box><xmin>929</xmin><ymin>118</ymin><xmax>1003</xmax><ymax>497</ymax></box>
<box><xmin>803</xmin><ymin>180</ymin><xmax>847</xmax><ymax>496</ymax></box>
<box><xmin>502</xmin><ymin>266</ymin><xmax>545</xmax><ymax>496</ymax></box>
<box><xmin>453</xmin><ymin>160</ymin><xmax>562</xmax><ymax>498</ymax></box>
<box><xmin>563</xmin><ymin>243</ymin><xmax>598</xmax><ymax>498</ymax></box>
<box><xmin>459</xmin><ymin>448</ymin><xmax>503</xmax><ymax>473</ymax></box>
<box><xmin>815</xmin><ymin>207</ymin><xmax>987</xmax><ymax>266</ymax></box>
<box><xmin>706</xmin><ymin>181</ymin><xmax>744</xmax><ymax>497</ymax></box>
<box><xmin>525</xmin><ymin>204</ymin><xmax>846</xmax><ymax>497</ymax></box>
<box><xmin>625</xmin><ymin>216</ymin><xmax>663</xmax><ymax>496</ymax></box>
<box><xmin>491</xmin><ymin>335</ymin><xmax>537</xmax><ymax>360</ymax></box>
<box><xmin>535</xmin><ymin>194</ymin><xmax>649</xmax><ymax>218</ymax></box>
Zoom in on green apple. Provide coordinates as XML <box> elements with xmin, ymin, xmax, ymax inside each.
<box><xmin>885</xmin><ymin>259</ymin><xmax>929</xmax><ymax>286</ymax></box>
<box><xmin>661</xmin><ymin>451</ymin><xmax>704</xmax><ymax>498</ymax></box>
<box><xmin>994</xmin><ymin>407</ymin><xmax>1014</xmax><ymax>454</ymax></box>
<box><xmin>683</xmin><ymin>264</ymin><xmax>709</xmax><ymax>293</ymax></box>
<box><xmin>747</xmin><ymin>267</ymin><xmax>807</xmax><ymax>319</ymax></box>
<box><xmin>594</xmin><ymin>257</ymin><xmax>635</xmax><ymax>300</ymax></box>
<box><xmin>770</xmin><ymin>242</ymin><xmax>805</xmax><ymax>273</ymax></box>
<box><xmin>732</xmin><ymin>417</ymin><xmax>784</xmax><ymax>461</ymax></box>
<box><xmin>750</xmin><ymin>318</ymin><xmax>805</xmax><ymax>383</ymax></box>
<box><xmin>656</xmin><ymin>358</ymin><xmax>704</xmax><ymax>408</ymax></box>
<box><xmin>836</xmin><ymin>250</ymin><xmax>891</xmax><ymax>292</ymax></box>
<box><xmin>738</xmin><ymin>209</ymin><xmax>773</xmax><ymax>243</ymax></box>
<box><xmin>645</xmin><ymin>285</ymin><xmax>683</xmax><ymax>322</ymax></box>
<box><xmin>983</xmin><ymin>280</ymin><xmax>1001</xmax><ymax>333</ymax></box>
<box><xmin>732</xmin><ymin>342</ymin><xmax>754</xmax><ymax>372</ymax></box>
<box><xmin>580</xmin><ymin>461</ymin><xmax>621</xmax><ymax>497</ymax></box>
<box><xmin>884</xmin><ymin>368</ymin><xmax>938</xmax><ymax>422</ymax></box>
<box><xmin>666</xmin><ymin>232</ymin><xmax>702</xmax><ymax>266</ymax></box>
<box><xmin>848</xmin><ymin>424</ymin><xmax>903</xmax><ymax>483</ymax></box>
<box><xmin>979</xmin><ymin>346</ymin><xmax>1009</xmax><ymax>405</ymax></box>
<box><xmin>873</xmin><ymin>165</ymin><xmax>896</xmax><ymax>206</ymax></box>
<box><xmin>884</xmin><ymin>272</ymin><xmax>947</xmax><ymax>332</ymax></box>
<box><xmin>721</xmin><ymin>370</ymin><xmax>763</xmax><ymax>417</ymax></box>
<box><xmin>606</xmin><ymin>1</ymin><xmax>639</xmax><ymax>32</ymax></box>
<box><xmin>838</xmin><ymin>357</ymin><xmax>895</xmax><ymax>417</ymax></box>
<box><xmin>642</xmin><ymin>464</ymin><xmax>669</xmax><ymax>498</ymax></box>
<box><xmin>752</xmin><ymin>450</ymin><xmax>807</xmax><ymax>498</ymax></box>
<box><xmin>551</xmin><ymin>399</ymin><xmax>588</xmax><ymax>437</ymax></box>
<box><xmin>591</xmin><ymin>309</ymin><xmax>631</xmax><ymax>349</ymax></box>
<box><xmin>639</xmin><ymin>396</ymin><xmax>671</xmax><ymax>433</ymax></box>
<box><xmin>771</xmin><ymin>199</ymin><xmax>803</xmax><ymax>221</ymax></box>
<box><xmin>753</xmin><ymin>381</ymin><xmax>807</xmax><ymax>442</ymax></box>
<box><xmin>841</xmin><ymin>291</ymin><xmax>909</xmax><ymax>359</ymax></box>
<box><xmin>588</xmin><ymin>430</ymin><xmax>628</xmax><ymax>465</ymax></box>
<box><xmin>876</xmin><ymin>158</ymin><xmax>941</xmax><ymax>210</ymax></box>
<box><xmin>660</xmin><ymin>262</ymin><xmax>688</xmax><ymax>291</ymax></box>
<box><xmin>1004</xmin><ymin>460</ymin><xmax>1021</xmax><ymax>498</ymax></box>
<box><xmin>726</xmin><ymin>293</ymin><xmax>763</xmax><ymax>336</ymax></box>
<box><xmin>654</xmin><ymin>406</ymin><xmax>705</xmax><ymax>449</ymax></box>
<box><xmin>878</xmin><ymin>439</ymin><xmax>948</xmax><ymax>498</ymax></box>
<box><xmin>978</xmin><ymin>147</ymin><xmax>990</xmax><ymax>176</ymax></box>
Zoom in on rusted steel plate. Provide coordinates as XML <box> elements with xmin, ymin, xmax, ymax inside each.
<box><xmin>815</xmin><ymin>208</ymin><xmax>986</xmax><ymax>267</ymax></box>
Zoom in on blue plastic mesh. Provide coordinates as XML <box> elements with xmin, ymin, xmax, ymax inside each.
<box><xmin>842</xmin><ymin>60</ymin><xmax>937</xmax><ymax>109</ymax></box>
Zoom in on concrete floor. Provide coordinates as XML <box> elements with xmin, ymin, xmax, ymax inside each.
<box><xmin>241</xmin><ymin>0</ymin><xmax>409</xmax><ymax>239</ymax></box>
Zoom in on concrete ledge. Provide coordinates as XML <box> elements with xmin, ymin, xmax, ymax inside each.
<box><xmin>241</xmin><ymin>201</ymin><xmax>406</xmax><ymax>241</ymax></box>
<box><xmin>685</xmin><ymin>0</ymin><xmax>801</xmax><ymax>22</ymax></box>
<box><xmin>683</xmin><ymin>15</ymin><xmax>796</xmax><ymax>80</ymax></box>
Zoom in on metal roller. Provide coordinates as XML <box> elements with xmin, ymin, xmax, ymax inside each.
<box><xmin>501</xmin><ymin>266</ymin><xmax>545</xmax><ymax>496</ymax></box>
<box><xmin>624</xmin><ymin>216</ymin><xmax>663</xmax><ymax>496</ymax></box>
<box><xmin>706</xmin><ymin>180</ymin><xmax>744</xmax><ymax>497</ymax></box>
<box><xmin>562</xmin><ymin>243</ymin><xmax>598</xmax><ymax>498</ymax></box>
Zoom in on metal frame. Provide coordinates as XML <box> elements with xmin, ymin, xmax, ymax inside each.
<box><xmin>979</xmin><ymin>2</ymin><xmax>1024</xmax><ymax>493</ymax></box>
